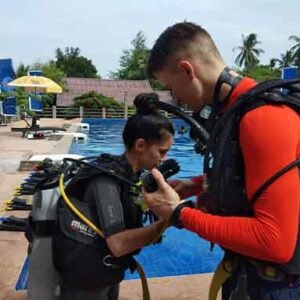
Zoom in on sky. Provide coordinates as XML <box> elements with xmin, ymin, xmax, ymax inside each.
<box><xmin>1</xmin><ymin>0</ymin><xmax>299</xmax><ymax>78</ymax></box>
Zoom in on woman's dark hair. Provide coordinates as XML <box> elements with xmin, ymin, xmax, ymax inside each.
<box><xmin>123</xmin><ymin>93</ymin><xmax>174</xmax><ymax>150</ymax></box>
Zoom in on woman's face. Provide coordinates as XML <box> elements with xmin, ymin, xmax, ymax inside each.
<box><xmin>138</xmin><ymin>133</ymin><xmax>174</xmax><ymax>171</ymax></box>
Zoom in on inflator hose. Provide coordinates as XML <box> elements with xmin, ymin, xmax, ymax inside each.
<box><xmin>138</xmin><ymin>98</ymin><xmax>210</xmax><ymax>145</ymax></box>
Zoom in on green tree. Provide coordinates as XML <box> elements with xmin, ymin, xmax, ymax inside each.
<box><xmin>15</xmin><ymin>63</ymin><xmax>30</xmax><ymax>77</ymax></box>
<box><xmin>275</xmin><ymin>50</ymin><xmax>294</xmax><ymax>68</ymax></box>
<box><xmin>31</xmin><ymin>61</ymin><xmax>65</xmax><ymax>87</ymax></box>
<box><xmin>243</xmin><ymin>65</ymin><xmax>280</xmax><ymax>81</ymax></box>
<box><xmin>54</xmin><ymin>47</ymin><xmax>99</xmax><ymax>78</ymax></box>
<box><xmin>289</xmin><ymin>35</ymin><xmax>300</xmax><ymax>67</ymax></box>
<box><xmin>15</xmin><ymin>61</ymin><xmax>65</xmax><ymax>87</ymax></box>
<box><xmin>73</xmin><ymin>91</ymin><xmax>121</xmax><ymax>109</ymax></box>
<box><xmin>235</xmin><ymin>33</ymin><xmax>264</xmax><ymax>72</ymax></box>
<box><xmin>269</xmin><ymin>58</ymin><xmax>277</xmax><ymax>70</ymax></box>
<box><xmin>111</xmin><ymin>31</ymin><xmax>149</xmax><ymax>80</ymax></box>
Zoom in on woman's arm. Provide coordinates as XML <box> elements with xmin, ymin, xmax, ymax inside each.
<box><xmin>87</xmin><ymin>175</ymin><xmax>166</xmax><ymax>257</ymax></box>
<box><xmin>106</xmin><ymin>220</ymin><xmax>166</xmax><ymax>257</ymax></box>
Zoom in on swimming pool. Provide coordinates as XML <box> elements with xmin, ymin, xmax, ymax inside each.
<box><xmin>70</xmin><ymin>118</ymin><xmax>223</xmax><ymax>279</ymax></box>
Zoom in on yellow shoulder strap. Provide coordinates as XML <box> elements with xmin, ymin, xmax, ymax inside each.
<box><xmin>209</xmin><ymin>258</ymin><xmax>236</xmax><ymax>300</ymax></box>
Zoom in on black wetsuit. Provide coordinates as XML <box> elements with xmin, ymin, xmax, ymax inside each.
<box><xmin>52</xmin><ymin>155</ymin><xmax>143</xmax><ymax>300</ymax></box>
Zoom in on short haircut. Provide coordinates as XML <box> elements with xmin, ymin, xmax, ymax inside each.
<box><xmin>147</xmin><ymin>22</ymin><xmax>222</xmax><ymax>78</ymax></box>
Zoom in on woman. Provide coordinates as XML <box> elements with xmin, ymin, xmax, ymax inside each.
<box><xmin>52</xmin><ymin>94</ymin><xmax>175</xmax><ymax>300</ymax></box>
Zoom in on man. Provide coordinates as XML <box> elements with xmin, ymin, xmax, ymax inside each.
<box><xmin>143</xmin><ymin>22</ymin><xmax>300</xmax><ymax>299</ymax></box>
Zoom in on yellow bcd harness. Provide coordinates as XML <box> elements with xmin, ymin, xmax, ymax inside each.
<box><xmin>209</xmin><ymin>255</ymin><xmax>289</xmax><ymax>300</ymax></box>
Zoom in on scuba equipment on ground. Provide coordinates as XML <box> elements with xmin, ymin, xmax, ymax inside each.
<box><xmin>2</xmin><ymin>197</ymin><xmax>32</xmax><ymax>211</ymax></box>
<box><xmin>0</xmin><ymin>216</ymin><xmax>28</xmax><ymax>231</ymax></box>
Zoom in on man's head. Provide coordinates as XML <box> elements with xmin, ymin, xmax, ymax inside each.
<box><xmin>147</xmin><ymin>22</ymin><xmax>226</xmax><ymax>111</ymax></box>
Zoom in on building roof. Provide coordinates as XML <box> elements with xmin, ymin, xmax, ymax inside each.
<box><xmin>155</xmin><ymin>91</ymin><xmax>174</xmax><ymax>104</ymax></box>
<box><xmin>57</xmin><ymin>77</ymin><xmax>155</xmax><ymax>106</ymax></box>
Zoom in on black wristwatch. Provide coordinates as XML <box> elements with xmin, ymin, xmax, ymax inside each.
<box><xmin>169</xmin><ymin>201</ymin><xmax>195</xmax><ymax>229</ymax></box>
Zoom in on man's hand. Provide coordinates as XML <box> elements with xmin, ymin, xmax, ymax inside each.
<box><xmin>142</xmin><ymin>168</ymin><xmax>181</xmax><ymax>219</ymax></box>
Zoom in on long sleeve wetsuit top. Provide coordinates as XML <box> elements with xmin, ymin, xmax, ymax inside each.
<box><xmin>181</xmin><ymin>78</ymin><xmax>300</xmax><ymax>264</ymax></box>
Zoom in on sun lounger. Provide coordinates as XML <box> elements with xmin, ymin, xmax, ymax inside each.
<box><xmin>11</xmin><ymin>115</ymin><xmax>66</xmax><ymax>137</ymax></box>
<box><xmin>49</xmin><ymin>131</ymin><xmax>87</xmax><ymax>142</ymax></box>
<box><xmin>72</xmin><ymin>123</ymin><xmax>90</xmax><ymax>131</ymax></box>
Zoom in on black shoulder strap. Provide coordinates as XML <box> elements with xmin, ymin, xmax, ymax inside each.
<box><xmin>64</xmin><ymin>155</ymin><xmax>137</xmax><ymax>187</ymax></box>
<box><xmin>240</xmin><ymin>79</ymin><xmax>300</xmax><ymax>204</ymax></box>
<box><xmin>213</xmin><ymin>78</ymin><xmax>300</xmax><ymax>134</ymax></box>
<box><xmin>208</xmin><ymin>78</ymin><xmax>300</xmax><ymax>207</ymax></box>
<box><xmin>238</xmin><ymin>78</ymin><xmax>300</xmax><ymax>103</ymax></box>
<box><xmin>213</xmin><ymin>66</ymin><xmax>243</xmax><ymax>110</ymax></box>
<box><xmin>250</xmin><ymin>159</ymin><xmax>300</xmax><ymax>204</ymax></box>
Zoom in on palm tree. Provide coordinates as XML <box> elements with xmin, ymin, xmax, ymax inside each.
<box><xmin>234</xmin><ymin>33</ymin><xmax>264</xmax><ymax>72</ymax></box>
<box><xmin>289</xmin><ymin>35</ymin><xmax>300</xmax><ymax>67</ymax></box>
<box><xmin>269</xmin><ymin>58</ymin><xmax>277</xmax><ymax>70</ymax></box>
<box><xmin>275</xmin><ymin>50</ymin><xmax>294</xmax><ymax>68</ymax></box>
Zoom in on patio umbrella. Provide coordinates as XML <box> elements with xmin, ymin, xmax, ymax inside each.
<box><xmin>7</xmin><ymin>75</ymin><xmax>63</xmax><ymax>94</ymax></box>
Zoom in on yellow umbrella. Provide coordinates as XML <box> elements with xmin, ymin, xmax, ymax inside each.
<box><xmin>7</xmin><ymin>75</ymin><xmax>63</xmax><ymax>94</ymax></box>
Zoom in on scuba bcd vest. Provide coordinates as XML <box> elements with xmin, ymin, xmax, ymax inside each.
<box><xmin>52</xmin><ymin>153</ymin><xmax>144</xmax><ymax>288</ymax></box>
<box><xmin>201</xmin><ymin>77</ymin><xmax>300</xmax><ymax>275</ymax></box>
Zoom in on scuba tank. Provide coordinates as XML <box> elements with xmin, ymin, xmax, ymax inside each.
<box><xmin>28</xmin><ymin>188</ymin><xmax>61</xmax><ymax>300</ymax></box>
<box><xmin>31</xmin><ymin>188</ymin><xmax>60</xmax><ymax>234</ymax></box>
<box><xmin>27</xmin><ymin>156</ymin><xmax>81</xmax><ymax>300</ymax></box>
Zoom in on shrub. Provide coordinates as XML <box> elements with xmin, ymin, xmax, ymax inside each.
<box><xmin>73</xmin><ymin>91</ymin><xmax>122</xmax><ymax>108</ymax></box>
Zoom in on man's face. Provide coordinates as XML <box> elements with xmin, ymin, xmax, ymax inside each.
<box><xmin>157</xmin><ymin>66</ymin><xmax>205</xmax><ymax>112</ymax></box>
<box><xmin>139</xmin><ymin>133</ymin><xmax>173</xmax><ymax>170</ymax></box>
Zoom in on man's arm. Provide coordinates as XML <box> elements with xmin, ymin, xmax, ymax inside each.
<box><xmin>179</xmin><ymin>105</ymin><xmax>300</xmax><ymax>263</ymax></box>
<box><xmin>144</xmin><ymin>105</ymin><xmax>300</xmax><ymax>263</ymax></box>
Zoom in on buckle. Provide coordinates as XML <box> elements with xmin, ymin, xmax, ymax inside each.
<box><xmin>102</xmin><ymin>255</ymin><xmax>120</xmax><ymax>269</ymax></box>
<box><xmin>254</xmin><ymin>263</ymin><xmax>285</xmax><ymax>282</ymax></box>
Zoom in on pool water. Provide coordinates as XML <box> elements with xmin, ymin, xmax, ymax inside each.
<box><xmin>70</xmin><ymin>118</ymin><xmax>223</xmax><ymax>279</ymax></box>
